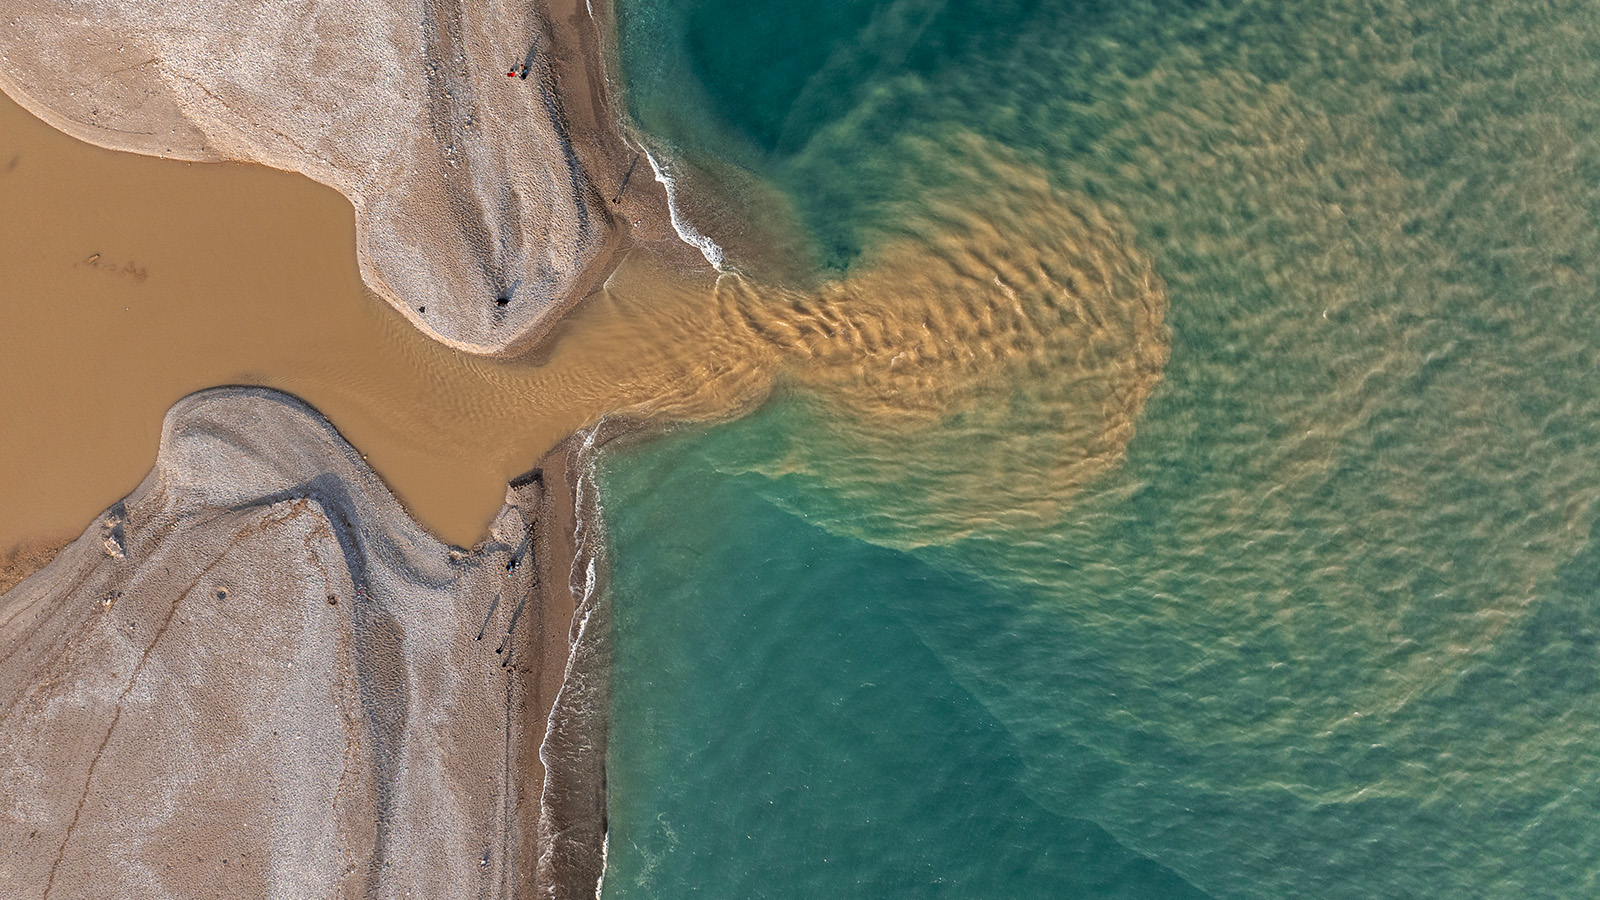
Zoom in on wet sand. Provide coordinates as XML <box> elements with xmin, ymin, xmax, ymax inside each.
<box><xmin>0</xmin><ymin>537</ymin><xmax>66</xmax><ymax>596</ymax></box>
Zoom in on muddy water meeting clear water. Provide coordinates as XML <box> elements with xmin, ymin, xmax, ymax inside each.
<box><xmin>599</xmin><ymin>0</ymin><xmax>1600</xmax><ymax>897</ymax></box>
<box><xmin>0</xmin><ymin>83</ymin><xmax>740</xmax><ymax>553</ymax></box>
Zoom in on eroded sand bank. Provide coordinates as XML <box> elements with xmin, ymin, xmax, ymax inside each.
<box><xmin>0</xmin><ymin>0</ymin><xmax>673</xmax><ymax>355</ymax></box>
<box><xmin>0</xmin><ymin>388</ymin><xmax>608</xmax><ymax>899</ymax></box>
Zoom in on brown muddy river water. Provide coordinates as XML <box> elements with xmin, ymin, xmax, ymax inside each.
<box><xmin>0</xmin><ymin>85</ymin><xmax>735</xmax><ymax>554</ymax></box>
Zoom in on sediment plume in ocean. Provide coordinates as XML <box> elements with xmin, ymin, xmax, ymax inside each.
<box><xmin>0</xmin><ymin>139</ymin><xmax>1165</xmax><ymax>893</ymax></box>
<box><xmin>0</xmin><ymin>388</ymin><xmax>606</xmax><ymax>899</ymax></box>
<box><xmin>574</xmin><ymin>135</ymin><xmax>1171</xmax><ymax>544</ymax></box>
<box><xmin>0</xmin><ymin>0</ymin><xmax>655</xmax><ymax>355</ymax></box>
<box><xmin>0</xmin><ymin>0</ymin><xmax>1169</xmax><ymax>531</ymax></box>
<box><xmin>0</xmin><ymin>1</ymin><xmax>1173</xmax><ymax>898</ymax></box>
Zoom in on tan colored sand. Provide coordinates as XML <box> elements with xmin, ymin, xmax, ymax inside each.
<box><xmin>0</xmin><ymin>388</ymin><xmax>605</xmax><ymax>899</ymax></box>
<box><xmin>0</xmin><ymin>0</ymin><xmax>664</xmax><ymax>355</ymax></box>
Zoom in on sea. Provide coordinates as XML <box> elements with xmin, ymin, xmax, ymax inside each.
<box><xmin>596</xmin><ymin>0</ymin><xmax>1600</xmax><ymax>897</ymax></box>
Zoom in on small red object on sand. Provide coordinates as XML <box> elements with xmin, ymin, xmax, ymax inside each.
<box><xmin>507</xmin><ymin>70</ymin><xmax>516</xmax><ymax>77</ymax></box>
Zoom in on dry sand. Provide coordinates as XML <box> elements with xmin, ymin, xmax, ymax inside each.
<box><xmin>0</xmin><ymin>0</ymin><xmax>680</xmax><ymax>355</ymax></box>
<box><xmin>0</xmin><ymin>387</ymin><xmax>610</xmax><ymax>899</ymax></box>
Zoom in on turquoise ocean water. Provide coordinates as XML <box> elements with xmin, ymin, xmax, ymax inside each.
<box><xmin>600</xmin><ymin>1</ymin><xmax>1600</xmax><ymax>896</ymax></box>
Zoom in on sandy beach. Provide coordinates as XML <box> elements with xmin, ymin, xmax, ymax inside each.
<box><xmin>0</xmin><ymin>388</ymin><xmax>617</xmax><ymax>898</ymax></box>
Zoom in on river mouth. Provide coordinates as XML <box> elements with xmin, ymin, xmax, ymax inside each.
<box><xmin>0</xmin><ymin>84</ymin><xmax>602</xmax><ymax>553</ymax></box>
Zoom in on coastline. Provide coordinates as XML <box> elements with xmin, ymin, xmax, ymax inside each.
<box><xmin>515</xmin><ymin>421</ymin><xmax>621</xmax><ymax>900</ymax></box>
<box><xmin>530</xmin><ymin>416</ymin><xmax>649</xmax><ymax>898</ymax></box>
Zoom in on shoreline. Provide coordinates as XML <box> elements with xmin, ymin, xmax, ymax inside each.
<box><xmin>516</xmin><ymin>420</ymin><xmax>623</xmax><ymax>899</ymax></box>
<box><xmin>0</xmin><ymin>534</ymin><xmax>73</xmax><ymax>597</ymax></box>
<box><xmin>544</xmin><ymin>0</ymin><xmax>715</xmax><ymax>285</ymax></box>
<box><xmin>530</xmin><ymin>415</ymin><xmax>647</xmax><ymax>898</ymax></box>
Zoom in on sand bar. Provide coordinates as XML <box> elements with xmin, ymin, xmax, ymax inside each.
<box><xmin>0</xmin><ymin>0</ymin><xmax>679</xmax><ymax>355</ymax></box>
<box><xmin>0</xmin><ymin>387</ymin><xmax>610</xmax><ymax>898</ymax></box>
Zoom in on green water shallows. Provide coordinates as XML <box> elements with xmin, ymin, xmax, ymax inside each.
<box><xmin>604</xmin><ymin>0</ymin><xmax>1600</xmax><ymax>897</ymax></box>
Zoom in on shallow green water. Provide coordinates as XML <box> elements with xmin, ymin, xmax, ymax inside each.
<box><xmin>602</xmin><ymin>0</ymin><xmax>1600</xmax><ymax>896</ymax></box>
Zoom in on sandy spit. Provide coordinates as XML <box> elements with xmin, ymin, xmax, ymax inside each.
<box><xmin>0</xmin><ymin>0</ymin><xmax>683</xmax><ymax>355</ymax></box>
<box><xmin>0</xmin><ymin>387</ymin><xmax>610</xmax><ymax>899</ymax></box>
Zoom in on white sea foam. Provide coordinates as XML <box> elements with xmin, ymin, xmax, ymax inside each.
<box><xmin>645</xmin><ymin>149</ymin><xmax>726</xmax><ymax>270</ymax></box>
<box><xmin>535</xmin><ymin>422</ymin><xmax>611</xmax><ymax>896</ymax></box>
<box><xmin>572</xmin><ymin>422</ymin><xmax>605</xmax><ymax>595</ymax></box>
